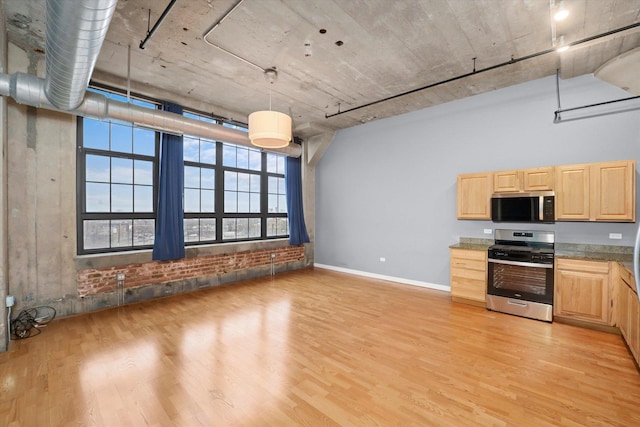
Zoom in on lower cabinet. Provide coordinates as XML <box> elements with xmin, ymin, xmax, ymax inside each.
<box><xmin>617</xmin><ymin>267</ymin><xmax>640</xmax><ymax>365</ymax></box>
<box><xmin>554</xmin><ymin>258</ymin><xmax>612</xmax><ymax>325</ymax></box>
<box><xmin>450</xmin><ymin>248</ymin><xmax>487</xmax><ymax>305</ymax></box>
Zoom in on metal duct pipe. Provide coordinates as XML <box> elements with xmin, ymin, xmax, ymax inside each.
<box><xmin>44</xmin><ymin>0</ymin><xmax>118</xmax><ymax>110</ymax></box>
<box><xmin>0</xmin><ymin>72</ymin><xmax>302</xmax><ymax>157</ymax></box>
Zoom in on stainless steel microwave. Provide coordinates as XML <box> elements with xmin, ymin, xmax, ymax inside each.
<box><xmin>491</xmin><ymin>192</ymin><xmax>555</xmax><ymax>223</ymax></box>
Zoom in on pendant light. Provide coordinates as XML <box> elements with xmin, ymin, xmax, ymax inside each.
<box><xmin>248</xmin><ymin>68</ymin><xmax>292</xmax><ymax>149</ymax></box>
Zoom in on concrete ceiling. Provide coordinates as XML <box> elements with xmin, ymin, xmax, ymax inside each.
<box><xmin>3</xmin><ymin>0</ymin><xmax>640</xmax><ymax>139</ymax></box>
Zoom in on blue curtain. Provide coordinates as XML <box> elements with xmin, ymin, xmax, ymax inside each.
<box><xmin>152</xmin><ymin>102</ymin><xmax>185</xmax><ymax>260</ymax></box>
<box><xmin>285</xmin><ymin>156</ymin><xmax>310</xmax><ymax>245</ymax></box>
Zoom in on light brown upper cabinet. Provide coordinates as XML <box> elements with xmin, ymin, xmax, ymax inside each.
<box><xmin>555</xmin><ymin>163</ymin><xmax>591</xmax><ymax>220</ymax></box>
<box><xmin>457</xmin><ymin>172</ymin><xmax>492</xmax><ymax>219</ymax></box>
<box><xmin>591</xmin><ymin>160</ymin><xmax>635</xmax><ymax>222</ymax></box>
<box><xmin>493</xmin><ymin>170</ymin><xmax>522</xmax><ymax>193</ymax></box>
<box><xmin>523</xmin><ymin>167</ymin><xmax>554</xmax><ymax>191</ymax></box>
<box><xmin>556</xmin><ymin>160</ymin><xmax>635</xmax><ymax>222</ymax></box>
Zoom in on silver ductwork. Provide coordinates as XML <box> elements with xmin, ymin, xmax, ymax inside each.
<box><xmin>0</xmin><ymin>72</ymin><xmax>302</xmax><ymax>156</ymax></box>
<box><xmin>45</xmin><ymin>0</ymin><xmax>118</xmax><ymax>111</ymax></box>
<box><xmin>0</xmin><ymin>0</ymin><xmax>301</xmax><ymax>156</ymax></box>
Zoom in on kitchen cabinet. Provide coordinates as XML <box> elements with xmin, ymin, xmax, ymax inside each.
<box><xmin>457</xmin><ymin>173</ymin><xmax>492</xmax><ymax>220</ymax></box>
<box><xmin>493</xmin><ymin>170</ymin><xmax>522</xmax><ymax>193</ymax></box>
<box><xmin>450</xmin><ymin>248</ymin><xmax>487</xmax><ymax>306</ymax></box>
<box><xmin>617</xmin><ymin>265</ymin><xmax>639</xmax><ymax>365</ymax></box>
<box><xmin>591</xmin><ymin>160</ymin><xmax>635</xmax><ymax>222</ymax></box>
<box><xmin>555</xmin><ymin>164</ymin><xmax>590</xmax><ymax>220</ymax></box>
<box><xmin>554</xmin><ymin>258</ymin><xmax>611</xmax><ymax>325</ymax></box>
<box><xmin>522</xmin><ymin>167</ymin><xmax>554</xmax><ymax>191</ymax></box>
<box><xmin>555</xmin><ymin>160</ymin><xmax>635</xmax><ymax>222</ymax></box>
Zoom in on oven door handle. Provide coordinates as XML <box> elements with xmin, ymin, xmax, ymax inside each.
<box><xmin>488</xmin><ymin>259</ymin><xmax>554</xmax><ymax>269</ymax></box>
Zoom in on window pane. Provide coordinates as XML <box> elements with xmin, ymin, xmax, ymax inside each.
<box><xmin>184</xmin><ymin>188</ymin><xmax>200</xmax><ymax>212</ymax></box>
<box><xmin>201</xmin><ymin>190</ymin><xmax>215</xmax><ymax>212</ymax></box>
<box><xmin>133</xmin><ymin>128</ymin><xmax>156</xmax><ymax>156</ymax></box>
<box><xmin>278</xmin><ymin>177</ymin><xmax>285</xmax><ymax>193</ymax></box>
<box><xmin>224</xmin><ymin>191</ymin><xmax>237</xmax><ymax>212</ymax></box>
<box><xmin>268</xmin><ymin>194</ymin><xmax>278</xmax><ymax>213</ymax></box>
<box><xmin>250</xmin><ymin>174</ymin><xmax>261</xmax><ymax>192</ymax></box>
<box><xmin>236</xmin><ymin>218</ymin><xmax>249</xmax><ymax>239</ymax></box>
<box><xmin>83</xmin><ymin>220</ymin><xmax>110</xmax><ymax>249</ymax></box>
<box><xmin>83</xmin><ymin>119</ymin><xmax>109</xmax><ymax>150</ymax></box>
<box><xmin>185</xmin><ymin>218</ymin><xmax>199</xmax><ymax>242</ymax></box>
<box><xmin>86</xmin><ymin>154</ymin><xmax>110</xmax><ymax>182</ymax></box>
<box><xmin>133</xmin><ymin>219</ymin><xmax>155</xmax><ymax>245</ymax></box>
<box><xmin>236</xmin><ymin>147</ymin><xmax>249</xmax><ymax>170</ymax></box>
<box><xmin>237</xmin><ymin>192</ymin><xmax>250</xmax><ymax>212</ymax></box>
<box><xmin>277</xmin><ymin>217</ymin><xmax>289</xmax><ymax>235</ymax></box>
<box><xmin>111</xmin><ymin>124</ymin><xmax>133</xmax><ymax>153</ymax></box>
<box><xmin>278</xmin><ymin>195</ymin><xmax>287</xmax><ymax>213</ymax></box>
<box><xmin>223</xmin><ymin>218</ymin><xmax>236</xmax><ymax>239</ymax></box>
<box><xmin>266</xmin><ymin>154</ymin><xmax>277</xmax><ymax>173</ymax></box>
<box><xmin>249</xmin><ymin>150</ymin><xmax>261</xmax><ymax>171</ymax></box>
<box><xmin>250</xmin><ymin>193</ymin><xmax>260</xmax><ymax>213</ymax></box>
<box><xmin>277</xmin><ymin>156</ymin><xmax>285</xmax><ymax>174</ymax></box>
<box><xmin>184</xmin><ymin>137</ymin><xmax>200</xmax><ymax>162</ymax></box>
<box><xmin>134</xmin><ymin>160</ymin><xmax>153</xmax><ymax>185</ymax></box>
<box><xmin>201</xmin><ymin>168</ymin><xmax>215</xmax><ymax>189</ymax></box>
<box><xmin>134</xmin><ymin>185</ymin><xmax>153</xmax><ymax>212</ymax></box>
<box><xmin>223</xmin><ymin>144</ymin><xmax>236</xmax><ymax>167</ymax></box>
<box><xmin>249</xmin><ymin>218</ymin><xmax>261</xmax><ymax>238</ymax></box>
<box><xmin>268</xmin><ymin>176</ymin><xmax>278</xmax><ymax>193</ymax></box>
<box><xmin>112</xmin><ymin>184</ymin><xmax>133</xmax><ymax>212</ymax></box>
<box><xmin>184</xmin><ymin>166</ymin><xmax>200</xmax><ymax>188</ymax></box>
<box><xmin>111</xmin><ymin>219</ymin><xmax>133</xmax><ymax>247</ymax></box>
<box><xmin>237</xmin><ymin>173</ymin><xmax>250</xmax><ymax>191</ymax></box>
<box><xmin>267</xmin><ymin>218</ymin><xmax>277</xmax><ymax>237</ymax></box>
<box><xmin>201</xmin><ymin>218</ymin><xmax>216</xmax><ymax>240</ymax></box>
<box><xmin>225</xmin><ymin>171</ymin><xmax>237</xmax><ymax>191</ymax></box>
<box><xmin>200</xmin><ymin>140</ymin><xmax>216</xmax><ymax>165</ymax></box>
<box><xmin>86</xmin><ymin>182</ymin><xmax>110</xmax><ymax>212</ymax></box>
<box><xmin>112</xmin><ymin>157</ymin><xmax>133</xmax><ymax>184</ymax></box>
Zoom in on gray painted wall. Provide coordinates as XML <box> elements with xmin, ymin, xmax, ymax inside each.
<box><xmin>315</xmin><ymin>74</ymin><xmax>640</xmax><ymax>288</ymax></box>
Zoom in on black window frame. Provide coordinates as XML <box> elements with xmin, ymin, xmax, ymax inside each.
<box><xmin>77</xmin><ymin>88</ymin><xmax>288</xmax><ymax>255</ymax></box>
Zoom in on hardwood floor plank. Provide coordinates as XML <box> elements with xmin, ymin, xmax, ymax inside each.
<box><xmin>1</xmin><ymin>267</ymin><xmax>639</xmax><ymax>426</ymax></box>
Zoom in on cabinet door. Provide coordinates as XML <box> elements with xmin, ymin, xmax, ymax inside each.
<box><xmin>457</xmin><ymin>173</ymin><xmax>492</xmax><ymax>219</ymax></box>
<box><xmin>555</xmin><ymin>164</ymin><xmax>590</xmax><ymax>220</ymax></box>
<box><xmin>628</xmin><ymin>289</ymin><xmax>640</xmax><ymax>364</ymax></box>
<box><xmin>523</xmin><ymin>167</ymin><xmax>554</xmax><ymax>191</ymax></box>
<box><xmin>591</xmin><ymin>160</ymin><xmax>635</xmax><ymax>222</ymax></box>
<box><xmin>618</xmin><ymin>274</ymin><xmax>630</xmax><ymax>339</ymax></box>
<box><xmin>554</xmin><ymin>259</ymin><xmax>610</xmax><ymax>324</ymax></box>
<box><xmin>450</xmin><ymin>248</ymin><xmax>487</xmax><ymax>303</ymax></box>
<box><xmin>493</xmin><ymin>170</ymin><xmax>522</xmax><ymax>193</ymax></box>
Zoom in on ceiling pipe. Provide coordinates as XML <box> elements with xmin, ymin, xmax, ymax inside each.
<box><xmin>325</xmin><ymin>21</ymin><xmax>640</xmax><ymax>119</ymax></box>
<box><xmin>45</xmin><ymin>0</ymin><xmax>118</xmax><ymax>110</ymax></box>
<box><xmin>139</xmin><ymin>0</ymin><xmax>177</xmax><ymax>50</ymax></box>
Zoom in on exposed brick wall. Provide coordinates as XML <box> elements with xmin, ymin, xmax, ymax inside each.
<box><xmin>77</xmin><ymin>245</ymin><xmax>305</xmax><ymax>296</ymax></box>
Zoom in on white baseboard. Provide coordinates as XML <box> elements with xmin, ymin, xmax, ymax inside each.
<box><xmin>313</xmin><ymin>263</ymin><xmax>450</xmax><ymax>292</ymax></box>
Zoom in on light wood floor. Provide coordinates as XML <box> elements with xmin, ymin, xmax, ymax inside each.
<box><xmin>1</xmin><ymin>268</ymin><xmax>639</xmax><ymax>426</ymax></box>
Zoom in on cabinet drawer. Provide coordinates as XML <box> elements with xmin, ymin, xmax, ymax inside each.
<box><xmin>556</xmin><ymin>258</ymin><xmax>609</xmax><ymax>274</ymax></box>
<box><xmin>451</xmin><ymin>258</ymin><xmax>486</xmax><ymax>272</ymax></box>
<box><xmin>451</xmin><ymin>277</ymin><xmax>486</xmax><ymax>302</ymax></box>
<box><xmin>451</xmin><ymin>267</ymin><xmax>486</xmax><ymax>281</ymax></box>
<box><xmin>619</xmin><ymin>264</ymin><xmax>638</xmax><ymax>294</ymax></box>
<box><xmin>450</xmin><ymin>248</ymin><xmax>486</xmax><ymax>261</ymax></box>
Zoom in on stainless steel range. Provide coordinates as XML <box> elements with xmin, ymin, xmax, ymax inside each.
<box><xmin>486</xmin><ymin>229</ymin><xmax>555</xmax><ymax>322</ymax></box>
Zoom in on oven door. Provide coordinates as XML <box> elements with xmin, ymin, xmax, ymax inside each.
<box><xmin>487</xmin><ymin>259</ymin><xmax>554</xmax><ymax>305</ymax></box>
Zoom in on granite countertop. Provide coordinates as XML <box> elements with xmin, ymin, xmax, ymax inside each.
<box><xmin>451</xmin><ymin>237</ymin><xmax>636</xmax><ymax>275</ymax></box>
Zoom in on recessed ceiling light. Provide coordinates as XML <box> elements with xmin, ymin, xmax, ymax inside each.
<box><xmin>554</xmin><ymin>1</ymin><xmax>569</xmax><ymax>21</ymax></box>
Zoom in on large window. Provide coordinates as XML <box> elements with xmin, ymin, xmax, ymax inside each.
<box><xmin>77</xmin><ymin>88</ymin><xmax>288</xmax><ymax>254</ymax></box>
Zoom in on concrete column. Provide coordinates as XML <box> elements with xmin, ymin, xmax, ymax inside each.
<box><xmin>301</xmin><ymin>132</ymin><xmax>335</xmax><ymax>265</ymax></box>
<box><xmin>0</xmin><ymin>6</ymin><xmax>8</xmax><ymax>351</ymax></box>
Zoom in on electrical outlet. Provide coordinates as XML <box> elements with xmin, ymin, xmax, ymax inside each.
<box><xmin>380</xmin><ymin>257</ymin><xmax>386</xmax><ymax>262</ymax></box>
<box><xmin>484</xmin><ymin>229</ymin><xmax>493</xmax><ymax>235</ymax></box>
<box><xmin>270</xmin><ymin>253</ymin><xmax>276</xmax><ymax>259</ymax></box>
<box><xmin>609</xmin><ymin>233</ymin><xmax>622</xmax><ymax>240</ymax></box>
<box><xmin>116</xmin><ymin>272</ymin><xmax>126</xmax><ymax>281</ymax></box>
<box><xmin>6</xmin><ymin>295</ymin><xmax>15</xmax><ymax>308</ymax></box>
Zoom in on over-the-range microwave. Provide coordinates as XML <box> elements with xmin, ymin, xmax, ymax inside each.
<box><xmin>491</xmin><ymin>192</ymin><xmax>555</xmax><ymax>223</ymax></box>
